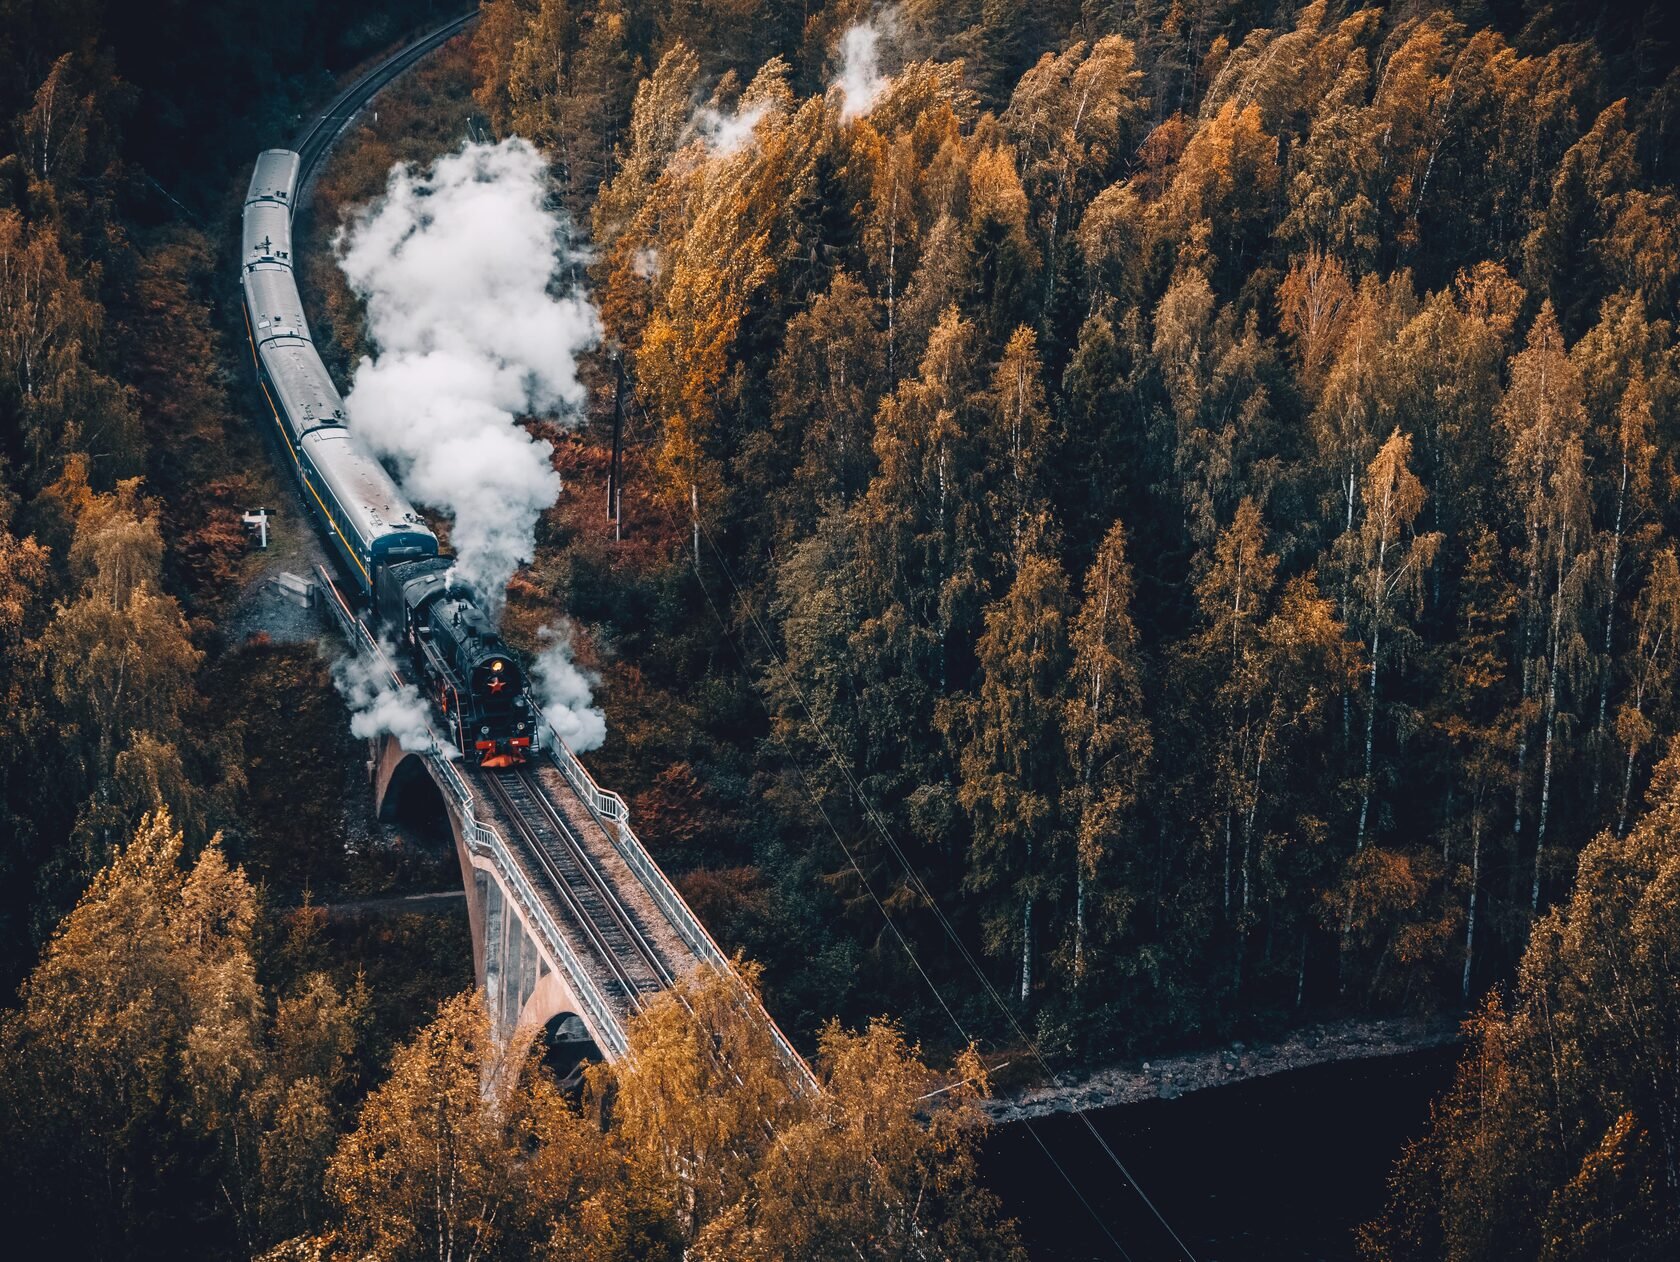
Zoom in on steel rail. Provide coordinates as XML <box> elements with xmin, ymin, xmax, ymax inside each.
<box><xmin>481</xmin><ymin>768</ymin><xmax>671</xmax><ymax>1013</ymax></box>
<box><xmin>285</xmin><ymin>6</ymin><xmax>823</xmax><ymax>1094</ymax></box>
<box><xmin>512</xmin><ymin>766</ymin><xmax>677</xmax><ymax>989</ymax></box>
<box><xmin>290</xmin><ymin>8</ymin><xmax>479</xmax><ymax>195</ymax></box>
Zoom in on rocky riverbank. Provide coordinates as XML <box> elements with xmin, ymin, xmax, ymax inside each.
<box><xmin>980</xmin><ymin>1014</ymin><xmax>1463</xmax><ymax>1123</ymax></box>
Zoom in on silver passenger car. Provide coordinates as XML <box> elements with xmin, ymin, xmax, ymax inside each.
<box><xmin>240</xmin><ymin>149</ymin><xmax>436</xmax><ymax>594</ymax></box>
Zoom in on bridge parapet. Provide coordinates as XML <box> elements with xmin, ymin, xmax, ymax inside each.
<box><xmin>435</xmin><ymin>751</ymin><xmax>631</xmax><ymax>1058</ymax></box>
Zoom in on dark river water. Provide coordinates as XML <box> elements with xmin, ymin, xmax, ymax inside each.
<box><xmin>982</xmin><ymin>1045</ymin><xmax>1460</xmax><ymax>1262</ymax></box>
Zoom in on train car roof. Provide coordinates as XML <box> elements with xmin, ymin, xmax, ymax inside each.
<box><xmin>242</xmin><ymin>201</ymin><xmax>296</xmax><ymax>271</ymax></box>
<box><xmin>245</xmin><ymin>149</ymin><xmax>300</xmax><ymax>208</ymax></box>
<box><xmin>262</xmin><ymin>340</ymin><xmax>346</xmax><ymax>432</ymax></box>
<box><xmin>244</xmin><ymin>266</ymin><xmax>312</xmax><ymax>347</ymax></box>
<box><xmin>300</xmin><ymin>428</ymin><xmax>435</xmax><ymax>551</ymax></box>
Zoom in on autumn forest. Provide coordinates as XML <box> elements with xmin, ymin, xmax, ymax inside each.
<box><xmin>2</xmin><ymin>0</ymin><xmax>1680</xmax><ymax>1258</ymax></box>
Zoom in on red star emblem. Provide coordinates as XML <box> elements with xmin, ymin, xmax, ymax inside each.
<box><xmin>487</xmin><ymin>675</ymin><xmax>506</xmax><ymax>694</ymax></box>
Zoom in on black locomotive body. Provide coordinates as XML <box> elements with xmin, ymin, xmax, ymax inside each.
<box><xmin>377</xmin><ymin>559</ymin><xmax>535</xmax><ymax>765</ymax></box>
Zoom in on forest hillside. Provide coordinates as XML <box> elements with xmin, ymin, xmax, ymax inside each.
<box><xmin>2</xmin><ymin>0</ymin><xmax>1680</xmax><ymax>1257</ymax></box>
<box><xmin>463</xmin><ymin>0</ymin><xmax>1680</xmax><ymax>1060</ymax></box>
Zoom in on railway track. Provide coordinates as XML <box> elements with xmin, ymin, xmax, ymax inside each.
<box><xmin>482</xmin><ymin>766</ymin><xmax>675</xmax><ymax>1010</ymax></box>
<box><xmin>291</xmin><ymin>7</ymin><xmax>479</xmax><ymax>192</ymax></box>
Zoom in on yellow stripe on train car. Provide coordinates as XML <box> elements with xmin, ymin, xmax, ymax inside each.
<box><xmin>248</xmin><ymin>322</ymin><xmax>371</xmax><ymax>589</ymax></box>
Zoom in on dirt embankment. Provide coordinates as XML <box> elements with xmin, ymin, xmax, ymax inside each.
<box><xmin>981</xmin><ymin>1015</ymin><xmax>1463</xmax><ymax>1124</ymax></box>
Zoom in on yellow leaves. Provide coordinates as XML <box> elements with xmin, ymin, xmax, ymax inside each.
<box><xmin>598</xmin><ymin>965</ymin><xmax>797</xmax><ymax>1246</ymax></box>
<box><xmin>1497</xmin><ymin>302</ymin><xmax>1591</xmax><ymax>540</ymax></box>
<box><xmin>1327</xmin><ymin>846</ymin><xmax>1456</xmax><ymax>981</ymax></box>
<box><xmin>1278</xmin><ymin>249</ymin><xmax>1354</xmax><ymax>396</ymax></box>
<box><xmin>1154</xmin><ymin>98</ymin><xmax>1279</xmax><ymax>271</ymax></box>
<box><xmin>593</xmin><ymin>966</ymin><xmax>1015</xmax><ymax>1260</ymax></box>
<box><xmin>1355</xmin><ymin>429</ymin><xmax>1441</xmax><ymax>616</ymax></box>
<box><xmin>1005</xmin><ymin>34</ymin><xmax>1144</xmax><ymax>196</ymax></box>
<box><xmin>1454</xmin><ymin>259</ymin><xmax>1525</xmax><ymax>339</ymax></box>
<box><xmin>1074</xmin><ymin>180</ymin><xmax>1143</xmax><ymax>278</ymax></box>
<box><xmin>604</xmin><ymin>57</ymin><xmax>822</xmax><ymax>511</ymax></box>
<box><xmin>470</xmin><ymin>0</ymin><xmax>532</xmax><ymax>132</ymax></box>
<box><xmin>966</xmin><ymin>142</ymin><xmax>1033</xmax><ymax>257</ymax></box>
<box><xmin>0</xmin><ymin>809</ymin><xmax>376</xmax><ymax>1251</ymax></box>
<box><xmin>325</xmin><ymin>991</ymin><xmax>551</xmax><ymax>1259</ymax></box>
<box><xmin>0</xmin><ymin>523</ymin><xmax>49</xmax><ymax>645</ymax></box>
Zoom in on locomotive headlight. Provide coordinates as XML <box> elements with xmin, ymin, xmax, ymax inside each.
<box><xmin>480</xmin><ymin>725</ymin><xmax>490</xmax><ymax>735</ymax></box>
<box><xmin>491</xmin><ymin>660</ymin><xmax>504</xmax><ymax>672</ymax></box>
<box><xmin>517</xmin><ymin>722</ymin><xmax>527</xmax><ymax>732</ymax></box>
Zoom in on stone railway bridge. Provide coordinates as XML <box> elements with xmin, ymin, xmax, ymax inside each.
<box><xmin>326</xmin><ymin>573</ymin><xmax>811</xmax><ymax>1082</ymax></box>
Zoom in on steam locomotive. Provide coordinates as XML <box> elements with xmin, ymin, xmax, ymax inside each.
<box><xmin>241</xmin><ymin>149</ymin><xmax>532</xmax><ymax>765</ymax></box>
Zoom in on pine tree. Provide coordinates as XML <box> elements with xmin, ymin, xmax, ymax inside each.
<box><xmin>1063</xmin><ymin>518</ymin><xmax>1150</xmax><ymax>982</ymax></box>
<box><xmin>954</xmin><ymin>514</ymin><xmax>1072</xmax><ymax>1005</ymax></box>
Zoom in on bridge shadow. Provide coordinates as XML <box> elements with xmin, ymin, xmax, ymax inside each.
<box><xmin>542</xmin><ymin>1012</ymin><xmax>602</xmax><ymax>1094</ymax></box>
<box><xmin>378</xmin><ymin>751</ymin><xmax>453</xmax><ymax>851</ymax></box>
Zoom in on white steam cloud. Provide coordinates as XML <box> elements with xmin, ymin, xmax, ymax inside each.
<box><xmin>832</xmin><ymin>9</ymin><xmax>898</xmax><ymax>120</ymax></box>
<box><xmin>335</xmin><ymin>138</ymin><xmax>599</xmax><ymax>617</ymax></box>
<box><xmin>531</xmin><ymin>623</ymin><xmax>606</xmax><ymax>753</ymax></box>
<box><xmin>332</xmin><ymin>649</ymin><xmax>457</xmax><ymax>758</ymax></box>
<box><xmin>690</xmin><ymin>101</ymin><xmax>771</xmax><ymax>157</ymax></box>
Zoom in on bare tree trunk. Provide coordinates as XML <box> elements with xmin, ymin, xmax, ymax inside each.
<box><xmin>1533</xmin><ymin>545</ymin><xmax>1567</xmax><ymax>913</ymax></box>
<box><xmin>1357</xmin><ymin>623</ymin><xmax>1381</xmax><ymax>852</ymax></box>
<box><xmin>1462</xmin><ymin>807</ymin><xmax>1482</xmax><ymax>999</ymax></box>
<box><xmin>1593</xmin><ymin>460</ymin><xmax>1629</xmax><ymax>807</ymax></box>
<box><xmin>885</xmin><ymin>170</ymin><xmax>898</xmax><ymax>382</ymax></box>
<box><xmin>1074</xmin><ymin>868</ymin><xmax>1085</xmax><ymax>981</ymax></box>
<box><xmin>1620</xmin><ymin>745</ymin><xmax>1638</xmax><ymax>837</ymax></box>
<box><xmin>1019</xmin><ymin>895</ymin><xmax>1033</xmax><ymax>1004</ymax></box>
<box><xmin>1223</xmin><ymin>810</ymin><xmax>1233</xmax><ymax>916</ymax></box>
<box><xmin>1296</xmin><ymin>930</ymin><xmax>1308</xmax><ymax>1008</ymax></box>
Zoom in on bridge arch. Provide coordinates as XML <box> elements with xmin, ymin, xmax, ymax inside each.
<box><xmin>373</xmin><ymin>748</ymin><xmax>445</xmax><ymax>826</ymax></box>
<box><xmin>540</xmin><ymin>1012</ymin><xmax>603</xmax><ymax>1087</ymax></box>
<box><xmin>366</xmin><ymin>733</ymin><xmax>623</xmax><ymax>1057</ymax></box>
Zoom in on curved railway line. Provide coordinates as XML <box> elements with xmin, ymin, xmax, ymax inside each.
<box><xmin>273</xmin><ymin>5</ymin><xmax>820</xmax><ymax>1096</ymax></box>
<box><xmin>278</xmin><ymin>3</ymin><xmax>690</xmax><ymax>1036</ymax></box>
<box><xmin>291</xmin><ymin>8</ymin><xmax>478</xmax><ymax>195</ymax></box>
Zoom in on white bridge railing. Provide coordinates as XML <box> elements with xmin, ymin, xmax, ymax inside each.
<box><xmin>535</xmin><ymin>708</ymin><xmax>819</xmax><ymax>1094</ymax></box>
<box><xmin>452</xmin><ymin>798</ymin><xmax>630</xmax><ymax>1059</ymax></box>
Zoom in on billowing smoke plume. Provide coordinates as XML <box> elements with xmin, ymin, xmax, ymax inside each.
<box><xmin>531</xmin><ymin>623</ymin><xmax>607</xmax><ymax>753</ymax></box>
<box><xmin>335</xmin><ymin>138</ymin><xmax>599</xmax><ymax>618</ymax></box>
<box><xmin>332</xmin><ymin>649</ymin><xmax>457</xmax><ymax>758</ymax></box>
<box><xmin>832</xmin><ymin>8</ymin><xmax>899</xmax><ymax>120</ymax></box>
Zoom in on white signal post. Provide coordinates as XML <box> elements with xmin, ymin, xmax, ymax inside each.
<box><xmin>242</xmin><ymin>507</ymin><xmax>270</xmax><ymax>549</ymax></box>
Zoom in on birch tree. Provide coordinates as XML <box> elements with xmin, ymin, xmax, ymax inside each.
<box><xmin>1587</xmin><ymin>373</ymin><xmax>1661</xmax><ymax>805</ymax></box>
<box><xmin>1191</xmin><ymin>499</ymin><xmax>1277</xmax><ymax>922</ymax></box>
<box><xmin>1338</xmin><ymin>429</ymin><xmax>1442</xmax><ymax>853</ymax></box>
<box><xmin>979</xmin><ymin>326</ymin><xmax>1054</xmax><ymax>565</ymax></box>
<box><xmin>1615</xmin><ymin>550</ymin><xmax>1680</xmax><ymax>837</ymax></box>
<box><xmin>1497</xmin><ymin>303</ymin><xmax>1593</xmax><ymax>913</ymax></box>
<box><xmin>1311</xmin><ymin>275</ymin><xmax>1415</xmax><ymax>537</ymax></box>
<box><xmin>1003</xmin><ymin>34</ymin><xmax>1144</xmax><ymax>327</ymax></box>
